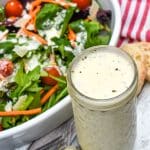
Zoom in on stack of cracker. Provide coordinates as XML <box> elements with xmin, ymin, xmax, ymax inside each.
<box><xmin>121</xmin><ymin>42</ymin><xmax>150</xmax><ymax>94</ymax></box>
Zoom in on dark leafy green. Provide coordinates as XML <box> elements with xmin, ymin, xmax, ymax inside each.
<box><xmin>52</xmin><ymin>37</ymin><xmax>74</xmax><ymax>66</ymax></box>
<box><xmin>0</xmin><ymin>41</ymin><xmax>15</xmax><ymax>54</ymax></box>
<box><xmin>61</xmin><ymin>6</ymin><xmax>76</xmax><ymax>36</ymax></box>
<box><xmin>9</xmin><ymin>64</ymin><xmax>41</xmax><ymax>98</ymax></box>
<box><xmin>0</xmin><ymin>6</ymin><xmax>5</xmax><ymax>22</ymax></box>
<box><xmin>70</xmin><ymin>20</ymin><xmax>111</xmax><ymax>48</ymax></box>
<box><xmin>36</xmin><ymin>4</ymin><xmax>61</xmax><ymax>30</ymax></box>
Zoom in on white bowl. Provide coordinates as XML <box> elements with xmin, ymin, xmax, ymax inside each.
<box><xmin>0</xmin><ymin>0</ymin><xmax>121</xmax><ymax>149</ymax></box>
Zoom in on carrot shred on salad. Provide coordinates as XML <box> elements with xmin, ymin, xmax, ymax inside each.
<box><xmin>41</xmin><ymin>84</ymin><xmax>59</xmax><ymax>105</ymax></box>
<box><xmin>22</xmin><ymin>28</ymin><xmax>48</xmax><ymax>45</ymax></box>
<box><xmin>0</xmin><ymin>108</ymin><xmax>42</xmax><ymax>117</ymax></box>
<box><xmin>17</xmin><ymin>5</ymin><xmax>41</xmax><ymax>34</ymax></box>
<box><xmin>30</xmin><ymin>0</ymin><xmax>42</xmax><ymax>11</ymax></box>
<box><xmin>68</xmin><ymin>27</ymin><xmax>76</xmax><ymax>42</ymax></box>
<box><xmin>28</xmin><ymin>5</ymin><xmax>41</xmax><ymax>30</ymax></box>
<box><xmin>29</xmin><ymin>5</ymin><xmax>41</xmax><ymax>20</ymax></box>
<box><xmin>40</xmin><ymin>89</ymin><xmax>45</xmax><ymax>95</ymax></box>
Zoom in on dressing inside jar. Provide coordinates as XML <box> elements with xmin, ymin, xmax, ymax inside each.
<box><xmin>67</xmin><ymin>46</ymin><xmax>138</xmax><ymax>150</ymax></box>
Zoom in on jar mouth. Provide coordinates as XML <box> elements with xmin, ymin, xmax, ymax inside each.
<box><xmin>67</xmin><ymin>46</ymin><xmax>138</xmax><ymax>110</ymax></box>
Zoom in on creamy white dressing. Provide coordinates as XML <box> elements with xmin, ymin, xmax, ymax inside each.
<box><xmin>0</xmin><ymin>79</ymin><xmax>9</xmax><ymax>92</ymax></box>
<box><xmin>57</xmin><ymin>58</ymin><xmax>67</xmax><ymax>75</ymax></box>
<box><xmin>39</xmin><ymin>28</ymin><xmax>60</xmax><ymax>46</ymax></box>
<box><xmin>71</xmin><ymin>49</ymin><xmax>134</xmax><ymax>99</ymax></box>
<box><xmin>73</xmin><ymin>31</ymin><xmax>87</xmax><ymax>55</ymax></box>
<box><xmin>24</xmin><ymin>55</ymin><xmax>40</xmax><ymax>72</ymax></box>
<box><xmin>13</xmin><ymin>39</ymin><xmax>40</xmax><ymax>57</ymax></box>
<box><xmin>38</xmin><ymin>9</ymin><xmax>66</xmax><ymax>45</ymax></box>
<box><xmin>5</xmin><ymin>101</ymin><xmax>13</xmax><ymax>112</ymax></box>
<box><xmin>14</xmin><ymin>12</ymin><xmax>31</xmax><ymax>28</ymax></box>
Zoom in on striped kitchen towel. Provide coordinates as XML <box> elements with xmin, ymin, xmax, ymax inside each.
<box><xmin>118</xmin><ymin>0</ymin><xmax>150</xmax><ymax>46</ymax></box>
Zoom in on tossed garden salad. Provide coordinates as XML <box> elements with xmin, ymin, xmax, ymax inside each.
<box><xmin>0</xmin><ymin>0</ymin><xmax>111</xmax><ymax>131</ymax></box>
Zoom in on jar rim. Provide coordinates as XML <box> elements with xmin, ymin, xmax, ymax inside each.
<box><xmin>67</xmin><ymin>46</ymin><xmax>138</xmax><ymax>110</ymax></box>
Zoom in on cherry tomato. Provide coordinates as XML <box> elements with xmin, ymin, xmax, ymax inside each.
<box><xmin>41</xmin><ymin>67</ymin><xmax>60</xmax><ymax>86</ymax></box>
<box><xmin>0</xmin><ymin>59</ymin><xmax>14</xmax><ymax>78</ymax></box>
<box><xmin>5</xmin><ymin>0</ymin><xmax>23</xmax><ymax>17</ymax></box>
<box><xmin>72</xmin><ymin>0</ymin><xmax>91</xmax><ymax>10</ymax></box>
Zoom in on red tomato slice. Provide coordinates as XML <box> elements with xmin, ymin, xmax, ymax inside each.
<box><xmin>72</xmin><ymin>0</ymin><xmax>91</xmax><ymax>10</ymax></box>
<box><xmin>0</xmin><ymin>59</ymin><xmax>14</xmax><ymax>78</ymax></box>
<box><xmin>5</xmin><ymin>0</ymin><xmax>23</xmax><ymax>17</ymax></box>
<box><xmin>41</xmin><ymin>67</ymin><xmax>60</xmax><ymax>86</ymax></box>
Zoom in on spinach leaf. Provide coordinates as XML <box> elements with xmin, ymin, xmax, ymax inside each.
<box><xmin>2</xmin><ymin>117</ymin><xmax>16</xmax><ymax>129</ymax></box>
<box><xmin>36</xmin><ymin>4</ymin><xmax>61</xmax><ymax>30</ymax></box>
<box><xmin>55</xmin><ymin>87</ymin><xmax>67</xmax><ymax>103</ymax></box>
<box><xmin>29</xmin><ymin>92</ymin><xmax>41</xmax><ymax>109</ymax></box>
<box><xmin>69</xmin><ymin>19</ymin><xmax>84</xmax><ymax>32</ymax></box>
<box><xmin>9</xmin><ymin>64</ymin><xmax>41</xmax><ymax>98</ymax></box>
<box><xmin>0</xmin><ymin>101</ymin><xmax>6</xmax><ymax>111</ymax></box>
<box><xmin>26</xmin><ymin>83</ymin><xmax>42</xmax><ymax>92</ymax></box>
<box><xmin>0</xmin><ymin>41</ymin><xmax>15</xmax><ymax>54</ymax></box>
<box><xmin>52</xmin><ymin>37</ymin><xmax>71</xmax><ymax>58</ymax></box>
<box><xmin>0</xmin><ymin>6</ymin><xmax>5</xmax><ymax>22</ymax></box>
<box><xmin>61</xmin><ymin>6</ymin><xmax>76</xmax><ymax>36</ymax></box>
<box><xmin>52</xmin><ymin>37</ymin><xmax>74</xmax><ymax>66</ymax></box>
<box><xmin>42</xmin><ymin>94</ymin><xmax>56</xmax><ymax>112</ymax></box>
<box><xmin>84</xmin><ymin>20</ymin><xmax>110</xmax><ymax>48</ymax></box>
<box><xmin>43</xmin><ymin>87</ymin><xmax>67</xmax><ymax>111</ymax></box>
<box><xmin>69</xmin><ymin>20</ymin><xmax>111</xmax><ymax>48</ymax></box>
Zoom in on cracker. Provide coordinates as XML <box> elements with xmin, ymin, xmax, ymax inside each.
<box><xmin>121</xmin><ymin>43</ymin><xmax>147</xmax><ymax>94</ymax></box>
<box><xmin>134</xmin><ymin>42</ymin><xmax>150</xmax><ymax>81</ymax></box>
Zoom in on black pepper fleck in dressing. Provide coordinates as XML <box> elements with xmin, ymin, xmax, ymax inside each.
<box><xmin>112</xmin><ymin>90</ymin><xmax>117</xmax><ymax>93</ymax></box>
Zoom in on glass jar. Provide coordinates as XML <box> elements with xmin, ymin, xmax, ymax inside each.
<box><xmin>67</xmin><ymin>46</ymin><xmax>138</xmax><ymax>150</ymax></box>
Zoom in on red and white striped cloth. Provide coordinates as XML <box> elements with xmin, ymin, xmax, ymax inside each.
<box><xmin>117</xmin><ymin>0</ymin><xmax>150</xmax><ymax>47</ymax></box>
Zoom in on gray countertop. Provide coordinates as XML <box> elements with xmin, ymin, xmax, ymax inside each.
<box><xmin>134</xmin><ymin>83</ymin><xmax>150</xmax><ymax>150</ymax></box>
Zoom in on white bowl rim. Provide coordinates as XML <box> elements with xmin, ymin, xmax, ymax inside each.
<box><xmin>0</xmin><ymin>0</ymin><xmax>121</xmax><ymax>139</ymax></box>
<box><xmin>109</xmin><ymin>0</ymin><xmax>121</xmax><ymax>46</ymax></box>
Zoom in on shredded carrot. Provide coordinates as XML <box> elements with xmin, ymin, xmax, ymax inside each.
<box><xmin>68</xmin><ymin>27</ymin><xmax>76</xmax><ymax>41</ymax></box>
<box><xmin>28</xmin><ymin>5</ymin><xmax>41</xmax><ymax>31</ymax></box>
<box><xmin>0</xmin><ymin>108</ymin><xmax>42</xmax><ymax>117</ymax></box>
<box><xmin>41</xmin><ymin>84</ymin><xmax>59</xmax><ymax>105</ymax></box>
<box><xmin>40</xmin><ymin>89</ymin><xmax>45</xmax><ymax>95</ymax></box>
<box><xmin>22</xmin><ymin>28</ymin><xmax>48</xmax><ymax>45</ymax></box>
<box><xmin>29</xmin><ymin>5</ymin><xmax>41</xmax><ymax>19</ymax></box>
<box><xmin>31</xmin><ymin>0</ymin><xmax>42</xmax><ymax>11</ymax></box>
<box><xmin>17</xmin><ymin>16</ymin><xmax>31</xmax><ymax>37</ymax></box>
<box><xmin>33</xmin><ymin>17</ymin><xmax>37</xmax><ymax>31</ymax></box>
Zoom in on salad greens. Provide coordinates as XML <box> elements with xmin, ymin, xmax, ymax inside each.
<box><xmin>69</xmin><ymin>20</ymin><xmax>110</xmax><ymax>48</ymax></box>
<box><xmin>0</xmin><ymin>6</ymin><xmax>5</xmax><ymax>22</ymax></box>
<box><xmin>0</xmin><ymin>0</ymin><xmax>111</xmax><ymax>130</ymax></box>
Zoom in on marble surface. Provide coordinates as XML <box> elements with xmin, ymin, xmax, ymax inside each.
<box><xmin>134</xmin><ymin>83</ymin><xmax>150</xmax><ymax>150</ymax></box>
<box><xmin>18</xmin><ymin>83</ymin><xmax>150</xmax><ymax>150</ymax></box>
